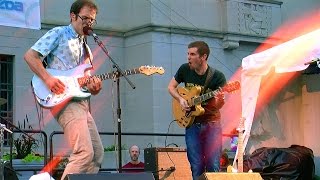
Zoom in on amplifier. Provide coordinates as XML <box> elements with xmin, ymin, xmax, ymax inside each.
<box><xmin>144</xmin><ymin>147</ymin><xmax>192</xmax><ymax>180</ymax></box>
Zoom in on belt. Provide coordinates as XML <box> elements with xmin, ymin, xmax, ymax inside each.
<box><xmin>193</xmin><ymin>119</ymin><xmax>219</xmax><ymax>124</ymax></box>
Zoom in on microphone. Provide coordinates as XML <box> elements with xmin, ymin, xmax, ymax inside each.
<box><xmin>304</xmin><ymin>58</ymin><xmax>320</xmax><ymax>65</ymax></box>
<box><xmin>83</xmin><ymin>26</ymin><xmax>99</xmax><ymax>39</ymax></box>
<box><xmin>168</xmin><ymin>166</ymin><xmax>176</xmax><ymax>172</ymax></box>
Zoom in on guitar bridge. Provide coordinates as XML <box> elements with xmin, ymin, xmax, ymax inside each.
<box><xmin>185</xmin><ymin>106</ymin><xmax>196</xmax><ymax>118</ymax></box>
<box><xmin>44</xmin><ymin>94</ymin><xmax>52</xmax><ymax>103</ymax></box>
<box><xmin>185</xmin><ymin>111</ymin><xmax>192</xmax><ymax>118</ymax></box>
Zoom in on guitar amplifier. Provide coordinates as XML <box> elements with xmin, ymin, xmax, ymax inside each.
<box><xmin>144</xmin><ymin>147</ymin><xmax>192</xmax><ymax>180</ymax></box>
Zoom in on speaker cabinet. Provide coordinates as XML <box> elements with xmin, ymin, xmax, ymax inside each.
<box><xmin>66</xmin><ymin>172</ymin><xmax>155</xmax><ymax>180</ymax></box>
<box><xmin>144</xmin><ymin>147</ymin><xmax>192</xmax><ymax>180</ymax></box>
<box><xmin>199</xmin><ymin>172</ymin><xmax>263</xmax><ymax>180</ymax></box>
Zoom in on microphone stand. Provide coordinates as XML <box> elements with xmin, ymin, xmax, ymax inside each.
<box><xmin>90</xmin><ymin>33</ymin><xmax>136</xmax><ymax>173</ymax></box>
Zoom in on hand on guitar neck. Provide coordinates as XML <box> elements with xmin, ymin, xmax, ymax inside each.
<box><xmin>85</xmin><ymin>76</ymin><xmax>102</xmax><ymax>95</ymax></box>
<box><xmin>213</xmin><ymin>91</ymin><xmax>225</xmax><ymax>109</ymax></box>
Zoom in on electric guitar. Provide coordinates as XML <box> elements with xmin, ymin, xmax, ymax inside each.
<box><xmin>31</xmin><ymin>64</ymin><xmax>164</xmax><ymax>108</ymax></box>
<box><xmin>172</xmin><ymin>81</ymin><xmax>240</xmax><ymax>128</ymax></box>
<box><xmin>237</xmin><ymin>117</ymin><xmax>245</xmax><ymax>173</ymax></box>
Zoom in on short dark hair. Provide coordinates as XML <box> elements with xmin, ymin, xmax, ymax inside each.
<box><xmin>188</xmin><ymin>41</ymin><xmax>210</xmax><ymax>60</ymax></box>
<box><xmin>70</xmin><ymin>0</ymin><xmax>98</xmax><ymax>15</ymax></box>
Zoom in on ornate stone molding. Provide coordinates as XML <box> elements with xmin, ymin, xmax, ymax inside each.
<box><xmin>238</xmin><ymin>2</ymin><xmax>272</xmax><ymax>36</ymax></box>
<box><xmin>223</xmin><ymin>39</ymin><xmax>240</xmax><ymax>50</ymax></box>
<box><xmin>221</xmin><ymin>0</ymin><xmax>282</xmax><ymax>49</ymax></box>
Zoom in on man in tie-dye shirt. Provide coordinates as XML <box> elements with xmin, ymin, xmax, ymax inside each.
<box><xmin>24</xmin><ymin>1</ymin><xmax>104</xmax><ymax>179</ymax></box>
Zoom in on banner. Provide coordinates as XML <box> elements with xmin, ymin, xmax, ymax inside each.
<box><xmin>0</xmin><ymin>0</ymin><xmax>40</xmax><ymax>29</ymax></box>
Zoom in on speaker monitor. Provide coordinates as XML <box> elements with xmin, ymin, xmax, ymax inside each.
<box><xmin>199</xmin><ymin>172</ymin><xmax>263</xmax><ymax>180</ymax></box>
<box><xmin>66</xmin><ymin>172</ymin><xmax>155</xmax><ymax>180</ymax></box>
<box><xmin>144</xmin><ymin>147</ymin><xmax>192</xmax><ymax>180</ymax></box>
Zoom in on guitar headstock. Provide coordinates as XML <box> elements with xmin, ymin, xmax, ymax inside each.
<box><xmin>139</xmin><ymin>66</ymin><xmax>165</xmax><ymax>76</ymax></box>
<box><xmin>222</xmin><ymin>81</ymin><xmax>240</xmax><ymax>93</ymax></box>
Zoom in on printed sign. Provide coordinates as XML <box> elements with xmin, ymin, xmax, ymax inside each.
<box><xmin>0</xmin><ymin>0</ymin><xmax>40</xmax><ymax>29</ymax></box>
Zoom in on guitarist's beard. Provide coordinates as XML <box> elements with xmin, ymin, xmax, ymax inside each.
<box><xmin>188</xmin><ymin>61</ymin><xmax>206</xmax><ymax>74</ymax></box>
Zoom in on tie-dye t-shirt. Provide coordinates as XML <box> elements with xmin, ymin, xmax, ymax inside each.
<box><xmin>31</xmin><ymin>24</ymin><xmax>92</xmax><ymax>70</ymax></box>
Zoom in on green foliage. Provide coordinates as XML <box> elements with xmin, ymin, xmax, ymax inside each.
<box><xmin>13</xmin><ymin>114</ymin><xmax>39</xmax><ymax>159</ymax></box>
<box><xmin>14</xmin><ymin>135</ymin><xmax>38</xmax><ymax>159</ymax></box>
<box><xmin>2</xmin><ymin>153</ymin><xmax>17</xmax><ymax>161</ymax></box>
<box><xmin>21</xmin><ymin>153</ymin><xmax>44</xmax><ymax>163</ymax></box>
<box><xmin>104</xmin><ymin>144</ymin><xmax>127</xmax><ymax>152</ymax></box>
<box><xmin>2</xmin><ymin>153</ymin><xmax>43</xmax><ymax>163</ymax></box>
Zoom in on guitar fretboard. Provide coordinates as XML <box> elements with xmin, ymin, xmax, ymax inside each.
<box><xmin>191</xmin><ymin>89</ymin><xmax>221</xmax><ymax>106</ymax></box>
<box><xmin>78</xmin><ymin>68</ymin><xmax>140</xmax><ymax>86</ymax></box>
<box><xmin>237</xmin><ymin>117</ymin><xmax>245</xmax><ymax>173</ymax></box>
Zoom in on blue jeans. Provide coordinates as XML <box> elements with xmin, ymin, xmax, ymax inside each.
<box><xmin>185</xmin><ymin>121</ymin><xmax>222</xmax><ymax>180</ymax></box>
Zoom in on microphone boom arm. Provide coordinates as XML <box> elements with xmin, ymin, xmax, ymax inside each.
<box><xmin>91</xmin><ymin>32</ymin><xmax>136</xmax><ymax>89</ymax></box>
<box><xmin>84</xmin><ymin>26</ymin><xmax>135</xmax><ymax>173</ymax></box>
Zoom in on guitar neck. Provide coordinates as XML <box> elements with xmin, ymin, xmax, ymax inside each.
<box><xmin>78</xmin><ymin>68</ymin><xmax>140</xmax><ymax>87</ymax></box>
<box><xmin>191</xmin><ymin>89</ymin><xmax>220</xmax><ymax>106</ymax></box>
<box><xmin>238</xmin><ymin>132</ymin><xmax>244</xmax><ymax>173</ymax></box>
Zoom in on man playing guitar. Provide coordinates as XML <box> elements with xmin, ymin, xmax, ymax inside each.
<box><xmin>24</xmin><ymin>1</ymin><xmax>103</xmax><ymax>179</ymax></box>
<box><xmin>168</xmin><ymin>41</ymin><xmax>226</xmax><ymax>180</ymax></box>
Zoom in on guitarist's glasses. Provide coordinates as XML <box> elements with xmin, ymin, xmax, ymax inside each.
<box><xmin>77</xmin><ymin>15</ymin><xmax>97</xmax><ymax>26</ymax></box>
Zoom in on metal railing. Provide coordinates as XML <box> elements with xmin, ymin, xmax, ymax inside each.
<box><xmin>7</xmin><ymin>130</ymin><xmax>236</xmax><ymax>175</ymax></box>
<box><xmin>49</xmin><ymin>131</ymin><xmax>186</xmax><ymax>172</ymax></box>
<box><xmin>8</xmin><ymin>130</ymin><xmax>48</xmax><ymax>175</ymax></box>
<box><xmin>10</xmin><ymin>130</ymin><xmax>48</xmax><ymax>165</ymax></box>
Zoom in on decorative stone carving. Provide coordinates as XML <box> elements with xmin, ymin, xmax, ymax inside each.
<box><xmin>238</xmin><ymin>2</ymin><xmax>272</xmax><ymax>36</ymax></box>
<box><xmin>222</xmin><ymin>0</ymin><xmax>281</xmax><ymax>49</ymax></box>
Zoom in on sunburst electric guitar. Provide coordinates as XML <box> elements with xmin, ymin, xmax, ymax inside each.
<box><xmin>32</xmin><ymin>64</ymin><xmax>164</xmax><ymax>108</ymax></box>
<box><xmin>172</xmin><ymin>81</ymin><xmax>240</xmax><ymax>128</ymax></box>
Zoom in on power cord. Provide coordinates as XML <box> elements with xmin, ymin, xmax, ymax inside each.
<box><xmin>162</xmin><ymin>119</ymin><xmax>177</xmax><ymax>180</ymax></box>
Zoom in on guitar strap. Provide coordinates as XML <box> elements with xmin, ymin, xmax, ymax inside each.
<box><xmin>83</xmin><ymin>37</ymin><xmax>94</xmax><ymax>68</ymax></box>
<box><xmin>201</xmin><ymin>66</ymin><xmax>215</xmax><ymax>94</ymax></box>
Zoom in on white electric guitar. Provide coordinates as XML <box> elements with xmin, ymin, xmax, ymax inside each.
<box><xmin>31</xmin><ymin>64</ymin><xmax>164</xmax><ymax>108</ymax></box>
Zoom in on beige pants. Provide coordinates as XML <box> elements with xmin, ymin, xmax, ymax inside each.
<box><xmin>56</xmin><ymin>100</ymin><xmax>104</xmax><ymax>180</ymax></box>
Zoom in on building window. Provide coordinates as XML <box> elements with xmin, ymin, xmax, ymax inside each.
<box><xmin>0</xmin><ymin>55</ymin><xmax>13</xmax><ymax>145</ymax></box>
